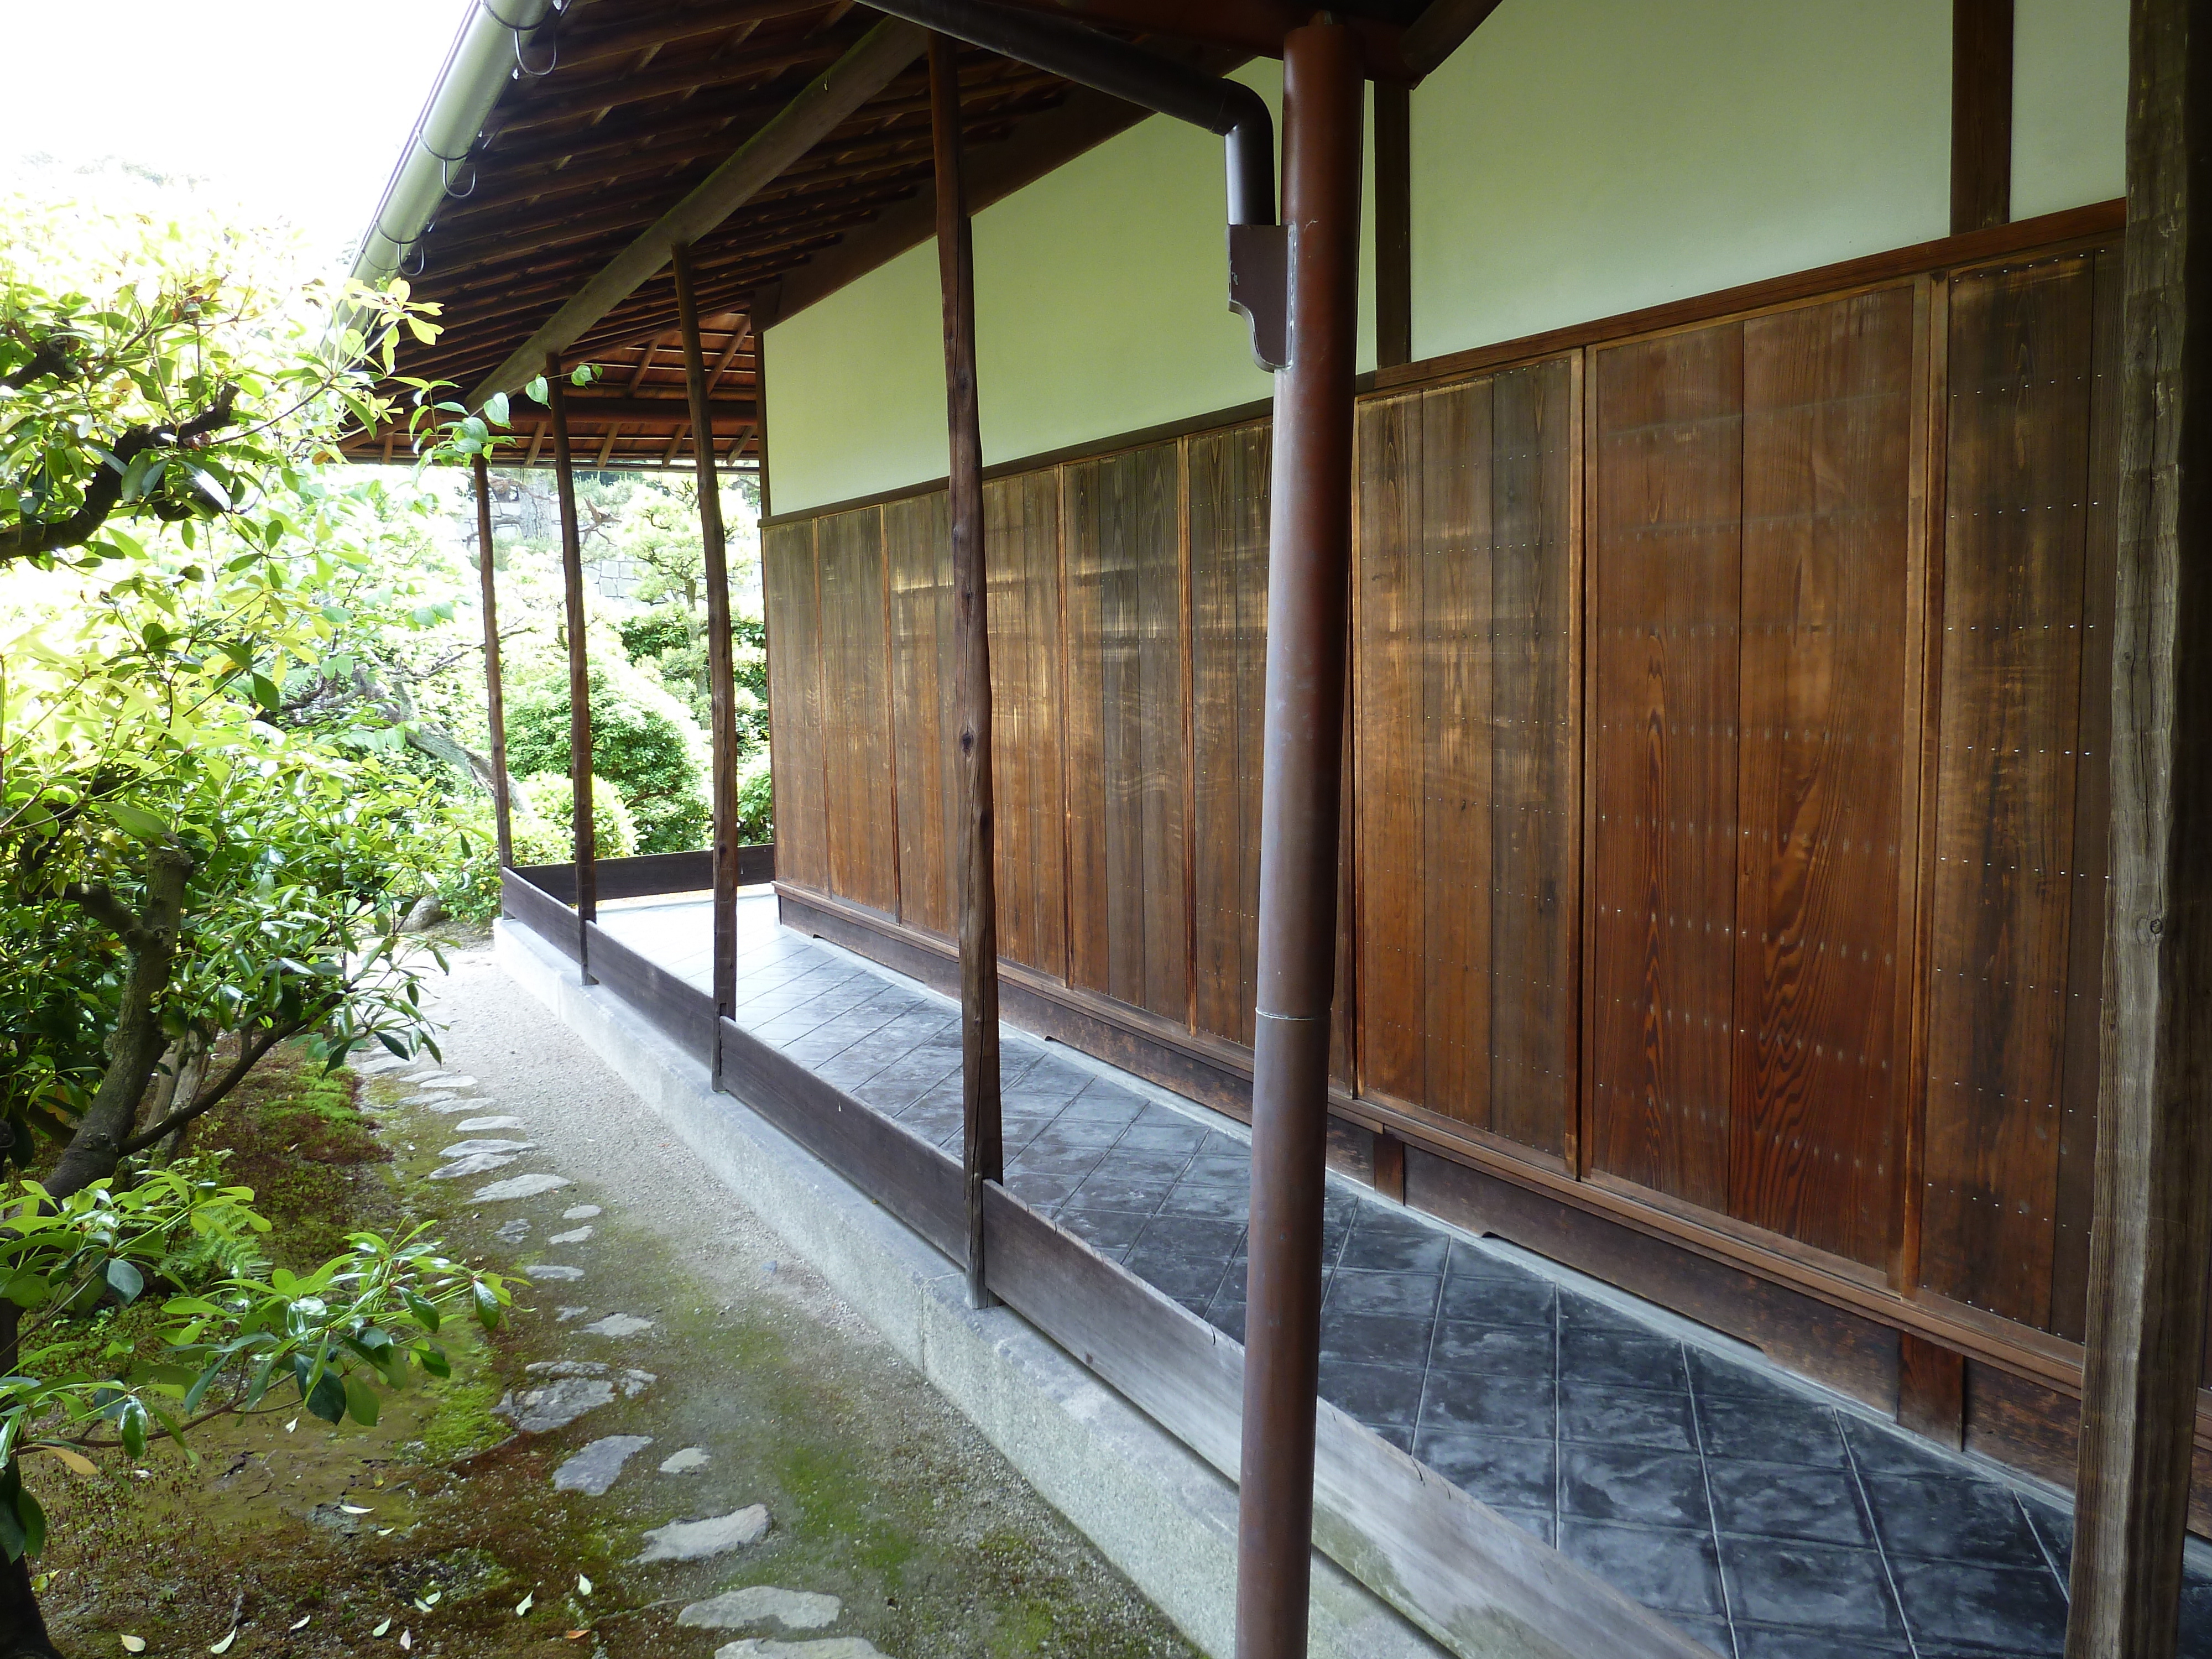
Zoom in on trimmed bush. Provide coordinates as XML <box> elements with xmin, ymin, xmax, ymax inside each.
<box><xmin>506</xmin><ymin>662</ymin><xmax>708</xmax><ymax>853</ymax></box>
<box><xmin>737</xmin><ymin>750</ymin><xmax>774</xmax><ymax>846</ymax></box>
<box><xmin>514</xmin><ymin>773</ymin><xmax>638</xmax><ymax>863</ymax></box>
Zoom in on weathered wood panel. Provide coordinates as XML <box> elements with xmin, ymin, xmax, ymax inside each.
<box><xmin>1728</xmin><ymin>288</ymin><xmax>1916</xmax><ymax>1266</ymax></box>
<box><xmin>1188</xmin><ymin>424</ymin><xmax>1270</xmax><ymax>1048</ymax></box>
<box><xmin>985</xmin><ymin>473</ymin><xmax>1067</xmax><ymax>980</ymax></box>
<box><xmin>1921</xmin><ymin>254</ymin><xmax>2096</xmax><ymax>1327</ymax></box>
<box><xmin>816</xmin><ymin>505</ymin><xmax>898</xmax><ymax>915</ymax></box>
<box><xmin>885</xmin><ymin>491</ymin><xmax>957</xmax><ymax>937</ymax></box>
<box><xmin>1588</xmin><ymin>323</ymin><xmax>1743</xmax><ymax>1209</ymax></box>
<box><xmin>1062</xmin><ymin>445</ymin><xmax>1188</xmax><ymax>1021</ymax></box>
<box><xmin>762</xmin><ymin>518</ymin><xmax>827</xmax><ymax>894</ymax></box>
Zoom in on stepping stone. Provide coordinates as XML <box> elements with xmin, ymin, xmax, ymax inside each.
<box><xmin>474</xmin><ymin>1173</ymin><xmax>572</xmax><ymax>1201</ymax></box>
<box><xmin>680</xmin><ymin>1587</ymin><xmax>841</xmax><ymax>1632</ymax></box>
<box><xmin>353</xmin><ymin>1055</ymin><xmax>409</xmax><ymax>1076</ymax></box>
<box><xmin>659</xmin><ymin>1447</ymin><xmax>710</xmax><ymax>1474</ymax></box>
<box><xmin>550</xmin><ymin>1226</ymin><xmax>593</xmax><ymax>1245</ymax></box>
<box><xmin>401</xmin><ymin>1093</ymin><xmax>460</xmax><ymax>1107</ymax></box>
<box><xmin>495</xmin><ymin>1377</ymin><xmax>614</xmax><ymax>1434</ymax></box>
<box><xmin>442</xmin><ymin>1138</ymin><xmax>536</xmax><ymax>1159</ymax></box>
<box><xmin>712</xmin><ymin>1641</ymin><xmax>885</xmax><ymax>1659</ymax></box>
<box><xmin>552</xmin><ymin>1435</ymin><xmax>654</xmax><ymax>1496</ymax></box>
<box><xmin>564</xmin><ymin>1205</ymin><xmax>602</xmax><ymax>1220</ymax></box>
<box><xmin>494</xmin><ymin>1219</ymin><xmax>531</xmax><ymax>1244</ymax></box>
<box><xmin>556</xmin><ymin>1307</ymin><xmax>589</xmax><ymax>1322</ymax></box>
<box><xmin>634</xmin><ymin>1504</ymin><xmax>769</xmax><ymax>1563</ymax></box>
<box><xmin>524</xmin><ymin>1264</ymin><xmax>584</xmax><ymax>1282</ymax></box>
<box><xmin>430</xmin><ymin>1152</ymin><xmax>518</xmax><ymax>1181</ymax></box>
<box><xmin>526</xmin><ymin>1361</ymin><xmax>655</xmax><ymax>1396</ymax></box>
<box><xmin>409</xmin><ymin>1073</ymin><xmax>478</xmax><ymax>1090</ymax></box>
<box><xmin>456</xmin><ymin>1115</ymin><xmax>528</xmax><ymax>1133</ymax></box>
<box><xmin>583</xmin><ymin>1314</ymin><xmax>650</xmax><ymax>1338</ymax></box>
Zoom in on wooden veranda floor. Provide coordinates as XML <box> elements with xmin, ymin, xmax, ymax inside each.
<box><xmin>577</xmin><ymin>890</ymin><xmax>2212</xmax><ymax>1659</ymax></box>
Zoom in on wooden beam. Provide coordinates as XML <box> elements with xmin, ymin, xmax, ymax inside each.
<box><xmin>466</xmin><ymin>17</ymin><xmax>928</xmax><ymax>409</ymax></box>
<box><xmin>2066</xmin><ymin>0</ymin><xmax>2212</xmax><ymax>1651</ymax></box>
<box><xmin>1374</xmin><ymin>81</ymin><xmax>1411</xmax><ymax>369</ymax></box>
<box><xmin>1951</xmin><ymin>0</ymin><xmax>2014</xmax><ymax>233</ymax></box>
<box><xmin>1399</xmin><ymin>0</ymin><xmax>1504</xmax><ymax>79</ymax></box>
<box><xmin>551</xmin><ymin>0</ymin><xmax>829</xmax><ymax>76</ymax></box>
<box><xmin>546</xmin><ymin>357</ymin><xmax>598</xmax><ymax>979</ymax></box>
<box><xmin>472</xmin><ymin>454</ymin><xmax>515</xmax><ymax>874</ymax></box>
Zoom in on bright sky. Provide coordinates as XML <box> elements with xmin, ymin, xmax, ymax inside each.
<box><xmin>0</xmin><ymin>0</ymin><xmax>473</xmax><ymax>268</ymax></box>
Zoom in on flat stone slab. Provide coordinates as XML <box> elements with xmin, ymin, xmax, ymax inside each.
<box><xmin>563</xmin><ymin>1204</ymin><xmax>602</xmax><ymax>1220</ymax></box>
<box><xmin>442</xmin><ymin>1138</ymin><xmax>537</xmax><ymax>1159</ymax></box>
<box><xmin>405</xmin><ymin>1072</ymin><xmax>478</xmax><ymax>1089</ymax></box>
<box><xmin>401</xmin><ymin>1092</ymin><xmax>461</xmax><ymax>1106</ymax></box>
<box><xmin>550</xmin><ymin>1226</ymin><xmax>594</xmax><ymax>1245</ymax></box>
<box><xmin>552</xmin><ymin>1435</ymin><xmax>654</xmax><ymax>1495</ymax></box>
<box><xmin>473</xmin><ymin>1173</ymin><xmax>573</xmax><ymax>1201</ymax></box>
<box><xmin>659</xmin><ymin>1447</ymin><xmax>710</xmax><ymax>1474</ymax></box>
<box><xmin>456</xmin><ymin>1115</ymin><xmax>528</xmax><ymax>1132</ymax></box>
<box><xmin>556</xmin><ymin>1306</ymin><xmax>589</xmax><ymax>1322</ymax></box>
<box><xmin>527</xmin><ymin>1360</ymin><xmax>655</xmax><ymax>1394</ymax></box>
<box><xmin>494</xmin><ymin>1218</ymin><xmax>531</xmax><ymax>1243</ymax></box>
<box><xmin>582</xmin><ymin>1314</ymin><xmax>650</xmax><ymax>1338</ymax></box>
<box><xmin>429</xmin><ymin>1152</ymin><xmax>518</xmax><ymax>1181</ymax></box>
<box><xmin>712</xmin><ymin>1641</ymin><xmax>885</xmax><ymax>1659</ymax></box>
<box><xmin>680</xmin><ymin>1587</ymin><xmax>841</xmax><ymax>1632</ymax></box>
<box><xmin>495</xmin><ymin>1376</ymin><xmax>614</xmax><ymax>1434</ymax></box>
<box><xmin>524</xmin><ymin>1264</ymin><xmax>585</xmax><ymax>1282</ymax></box>
<box><xmin>635</xmin><ymin>1504</ymin><xmax>769</xmax><ymax>1563</ymax></box>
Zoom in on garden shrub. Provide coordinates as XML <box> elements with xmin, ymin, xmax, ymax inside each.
<box><xmin>505</xmin><ymin>662</ymin><xmax>708</xmax><ymax>853</ymax></box>
<box><xmin>515</xmin><ymin>773</ymin><xmax>638</xmax><ymax>862</ymax></box>
<box><xmin>737</xmin><ymin>750</ymin><xmax>774</xmax><ymax>846</ymax></box>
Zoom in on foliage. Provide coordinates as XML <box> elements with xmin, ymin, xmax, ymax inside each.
<box><xmin>514</xmin><ymin>774</ymin><xmax>637</xmax><ymax>864</ymax></box>
<box><xmin>504</xmin><ymin>663</ymin><xmax>707</xmax><ymax>854</ymax></box>
<box><xmin>0</xmin><ymin>1170</ymin><xmax>508</xmax><ymax>1562</ymax></box>
<box><xmin>737</xmin><ymin>750</ymin><xmax>775</xmax><ymax>847</ymax></box>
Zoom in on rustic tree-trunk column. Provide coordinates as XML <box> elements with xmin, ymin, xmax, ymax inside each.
<box><xmin>672</xmin><ymin>245</ymin><xmax>744</xmax><ymax>1091</ymax></box>
<box><xmin>471</xmin><ymin>452</ymin><xmax>515</xmax><ymax>874</ymax></box>
<box><xmin>546</xmin><ymin>354</ymin><xmax>597</xmax><ymax>980</ymax></box>
<box><xmin>930</xmin><ymin>33</ymin><xmax>1003</xmax><ymax>1310</ymax></box>
<box><xmin>2066</xmin><ymin>0</ymin><xmax>2212</xmax><ymax>1653</ymax></box>
<box><xmin>1237</xmin><ymin>22</ymin><xmax>1363</xmax><ymax>1659</ymax></box>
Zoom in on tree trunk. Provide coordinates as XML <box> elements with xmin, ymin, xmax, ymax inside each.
<box><xmin>0</xmin><ymin>1545</ymin><xmax>62</xmax><ymax>1659</ymax></box>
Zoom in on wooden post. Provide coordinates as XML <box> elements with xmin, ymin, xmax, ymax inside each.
<box><xmin>546</xmin><ymin>354</ymin><xmax>597</xmax><ymax>980</ymax></box>
<box><xmin>672</xmin><ymin>243</ymin><xmax>743</xmax><ymax>1092</ymax></box>
<box><xmin>1238</xmin><ymin>22</ymin><xmax>1363</xmax><ymax>1659</ymax></box>
<box><xmin>1950</xmin><ymin>0</ymin><xmax>2014</xmax><ymax>233</ymax></box>
<box><xmin>2066</xmin><ymin>0</ymin><xmax>2212</xmax><ymax>1653</ymax></box>
<box><xmin>931</xmin><ymin>32</ymin><xmax>1003</xmax><ymax>1310</ymax></box>
<box><xmin>471</xmin><ymin>452</ymin><xmax>514</xmax><ymax>873</ymax></box>
<box><xmin>1373</xmin><ymin>80</ymin><xmax>1411</xmax><ymax>370</ymax></box>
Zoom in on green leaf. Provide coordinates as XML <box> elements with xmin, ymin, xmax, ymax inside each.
<box><xmin>306</xmin><ymin>1366</ymin><xmax>346</xmax><ymax>1425</ymax></box>
<box><xmin>484</xmin><ymin>391</ymin><xmax>510</xmax><ymax>427</ymax></box>
<box><xmin>414</xmin><ymin>1343</ymin><xmax>450</xmax><ymax>1380</ymax></box>
<box><xmin>571</xmin><ymin>364</ymin><xmax>593</xmax><ymax>386</ymax></box>
<box><xmin>119</xmin><ymin>1401</ymin><xmax>147</xmax><ymax>1462</ymax></box>
<box><xmin>17</xmin><ymin>1484</ymin><xmax>46</xmax><ymax>1560</ymax></box>
<box><xmin>525</xmin><ymin>374</ymin><xmax>549</xmax><ymax>405</ymax></box>
<box><xmin>402</xmin><ymin>1290</ymin><xmax>439</xmax><ymax>1333</ymax></box>
<box><xmin>104</xmin><ymin>1258</ymin><xmax>144</xmax><ymax>1304</ymax></box>
<box><xmin>342</xmin><ymin>1371</ymin><xmax>379</xmax><ymax>1427</ymax></box>
<box><xmin>103</xmin><ymin>801</ymin><xmax>167</xmax><ymax>842</ymax></box>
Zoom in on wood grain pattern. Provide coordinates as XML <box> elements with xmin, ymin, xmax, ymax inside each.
<box><xmin>885</xmin><ymin>491</ymin><xmax>957</xmax><ymax>937</ymax></box>
<box><xmin>816</xmin><ymin>505</ymin><xmax>899</xmax><ymax>914</ymax></box>
<box><xmin>1588</xmin><ymin>322</ymin><xmax>1744</xmax><ymax>1211</ymax></box>
<box><xmin>985</xmin><ymin>472</ymin><xmax>1067</xmax><ymax>979</ymax></box>
<box><xmin>1062</xmin><ymin>445</ymin><xmax>1188</xmax><ymax>1021</ymax></box>
<box><xmin>1188</xmin><ymin>424</ymin><xmax>1271</xmax><ymax>1047</ymax></box>
<box><xmin>1729</xmin><ymin>288</ymin><xmax>1916</xmax><ymax>1266</ymax></box>
<box><xmin>1921</xmin><ymin>253</ymin><xmax>2096</xmax><ymax>1327</ymax></box>
<box><xmin>762</xmin><ymin>518</ymin><xmax>828</xmax><ymax>894</ymax></box>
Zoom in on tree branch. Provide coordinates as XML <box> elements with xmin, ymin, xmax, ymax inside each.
<box><xmin>0</xmin><ymin>384</ymin><xmax>239</xmax><ymax>564</ymax></box>
<box><xmin>119</xmin><ymin>1016</ymin><xmax>308</xmax><ymax>1156</ymax></box>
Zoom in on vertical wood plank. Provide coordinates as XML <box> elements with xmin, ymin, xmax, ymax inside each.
<box><xmin>763</xmin><ymin>518</ymin><xmax>828</xmax><ymax>893</ymax></box>
<box><xmin>1921</xmin><ymin>254</ymin><xmax>2095</xmax><ymax>1327</ymax></box>
<box><xmin>817</xmin><ymin>505</ymin><xmax>899</xmax><ymax>914</ymax></box>
<box><xmin>1729</xmin><ymin>287</ymin><xmax>1916</xmax><ymax>1267</ymax></box>
<box><xmin>886</xmin><ymin>491</ymin><xmax>956</xmax><ymax>937</ymax></box>
<box><xmin>987</xmin><ymin>472</ymin><xmax>1068</xmax><ymax>979</ymax></box>
<box><xmin>1951</xmin><ymin>0</ymin><xmax>2016</xmax><ymax>234</ymax></box>
<box><xmin>1587</xmin><ymin>323</ymin><xmax>1744</xmax><ymax>1211</ymax></box>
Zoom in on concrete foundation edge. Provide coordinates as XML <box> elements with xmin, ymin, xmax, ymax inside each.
<box><xmin>495</xmin><ymin>919</ymin><xmax>1448</xmax><ymax>1659</ymax></box>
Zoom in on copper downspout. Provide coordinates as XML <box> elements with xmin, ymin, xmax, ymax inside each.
<box><xmin>546</xmin><ymin>355</ymin><xmax>598</xmax><ymax>980</ymax></box>
<box><xmin>672</xmin><ymin>243</ymin><xmax>743</xmax><ymax>1092</ymax></box>
<box><xmin>930</xmin><ymin>35</ymin><xmax>1005</xmax><ymax>1310</ymax></box>
<box><xmin>471</xmin><ymin>451</ymin><xmax>515</xmax><ymax>873</ymax></box>
<box><xmin>1237</xmin><ymin>20</ymin><xmax>1363</xmax><ymax>1659</ymax></box>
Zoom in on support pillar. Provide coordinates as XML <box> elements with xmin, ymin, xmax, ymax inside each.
<box><xmin>2066</xmin><ymin>0</ymin><xmax>2212</xmax><ymax>1652</ymax></box>
<box><xmin>672</xmin><ymin>243</ymin><xmax>743</xmax><ymax>1092</ymax></box>
<box><xmin>1237</xmin><ymin>22</ymin><xmax>1363</xmax><ymax>1659</ymax></box>
<box><xmin>471</xmin><ymin>452</ymin><xmax>514</xmax><ymax>873</ymax></box>
<box><xmin>546</xmin><ymin>354</ymin><xmax>597</xmax><ymax>980</ymax></box>
<box><xmin>931</xmin><ymin>32</ymin><xmax>1003</xmax><ymax>1310</ymax></box>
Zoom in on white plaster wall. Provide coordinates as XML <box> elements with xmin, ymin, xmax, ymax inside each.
<box><xmin>2011</xmin><ymin>0</ymin><xmax>2127</xmax><ymax>221</ymax></box>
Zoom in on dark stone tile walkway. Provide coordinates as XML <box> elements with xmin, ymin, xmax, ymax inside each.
<box><xmin>592</xmin><ymin>894</ymin><xmax>2212</xmax><ymax>1659</ymax></box>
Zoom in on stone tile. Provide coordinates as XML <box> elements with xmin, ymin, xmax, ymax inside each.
<box><xmin>1443</xmin><ymin>1239</ymin><xmax>1532</xmax><ymax>1281</ymax></box>
<box><xmin>1418</xmin><ymin>1372</ymin><xmax>1556</xmax><ymax>1441</ymax></box>
<box><xmin>1204</xmin><ymin>1298</ymin><xmax>1246</xmax><ymax>1343</ymax></box>
<box><xmin>1057</xmin><ymin>1206</ymin><xmax>1152</xmax><ymax>1253</ymax></box>
<box><xmin>1706</xmin><ymin>1458</ymin><xmax>1873</xmax><ymax>1548</ymax></box>
<box><xmin>1717</xmin><ymin>1536</ymin><xmax>1906</xmax><ymax>1642</ymax></box>
<box><xmin>1337</xmin><ymin>1212</ymin><xmax>1451</xmax><ymax>1274</ymax></box>
<box><xmin>1861</xmin><ymin>1473</ymin><xmax>2046</xmax><ymax>1567</ymax></box>
<box><xmin>1365</xmin><ymin>1422</ymin><xmax>1415</xmax><ymax>1454</ymax></box>
<box><xmin>1127</xmin><ymin>1213</ymin><xmax>1244</xmax><ymax>1263</ymax></box>
<box><xmin>1561</xmin><ymin>1325</ymin><xmax>1689</xmax><ymax>1391</ymax></box>
<box><xmin>1116</xmin><ymin>1123</ymin><xmax>1207</xmax><ymax>1155</ymax></box>
<box><xmin>1558</xmin><ymin>1292</ymin><xmax>1659</xmax><ymax>1335</ymax></box>
<box><xmin>1317</xmin><ymin>1359</ymin><xmax>1425</xmax><ymax>1430</ymax></box>
<box><xmin>1693</xmin><ymin>1391</ymin><xmax>1847</xmax><ymax>1468</ymax></box>
<box><xmin>1004</xmin><ymin>1170</ymin><xmax>1081</xmax><ymax>1210</ymax></box>
<box><xmin>1317</xmin><ymin>1312</ymin><xmax>1434</xmax><ymax>1370</ymax></box>
<box><xmin>1731</xmin><ymin>1625</ymin><xmax>1908</xmax><ymax>1658</ymax></box>
<box><xmin>1889</xmin><ymin>1557</ymin><xmax>2070</xmax><ymax>1655</ymax></box>
<box><xmin>1496</xmin><ymin>1508</ymin><xmax>1554</xmax><ymax>1547</ymax></box>
<box><xmin>1439</xmin><ymin>1271</ymin><xmax>1557</xmax><ymax>1330</ymax></box>
<box><xmin>1559</xmin><ymin>1382</ymin><xmax>1697</xmax><ymax>1453</ymax></box>
<box><xmin>1412</xmin><ymin>1429</ymin><xmax>1554</xmax><ymax>1512</ymax></box>
<box><xmin>1006</xmin><ymin>1143</ymin><xmax>1110</xmax><ymax>1178</ymax></box>
<box><xmin>1156</xmin><ymin>1182</ymin><xmax>1250</xmax><ymax>1224</ymax></box>
<box><xmin>1561</xmin><ymin>1445</ymin><xmax>1711</xmax><ymax>1530</ymax></box>
<box><xmin>1426</xmin><ymin>1323</ymin><xmax>1554</xmax><ymax>1380</ymax></box>
<box><xmin>1674</xmin><ymin>1618</ymin><xmax>1738</xmax><ymax>1657</ymax></box>
<box><xmin>1180</xmin><ymin>1153</ymin><xmax>1253</xmax><ymax>1188</ymax></box>
<box><xmin>1838</xmin><ymin>1412</ymin><xmax>1965</xmax><ymax>1479</ymax></box>
<box><xmin>1558</xmin><ymin>1521</ymin><xmax>1725</xmax><ymax>1618</ymax></box>
<box><xmin>2021</xmin><ymin>1496</ymin><xmax>2073</xmax><ymax>1572</ymax></box>
<box><xmin>1024</xmin><ymin>1117</ymin><xmax>1127</xmax><ymax>1152</ymax></box>
<box><xmin>1321</xmin><ymin>1268</ymin><xmax>1442</xmax><ymax>1321</ymax></box>
<box><xmin>1103</xmin><ymin>1149</ymin><xmax>1204</xmax><ymax>1187</ymax></box>
<box><xmin>1069</xmin><ymin>1170</ymin><xmax>1175</xmax><ymax>1212</ymax></box>
<box><xmin>1058</xmin><ymin>1083</ymin><xmax>1148</xmax><ymax>1124</ymax></box>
